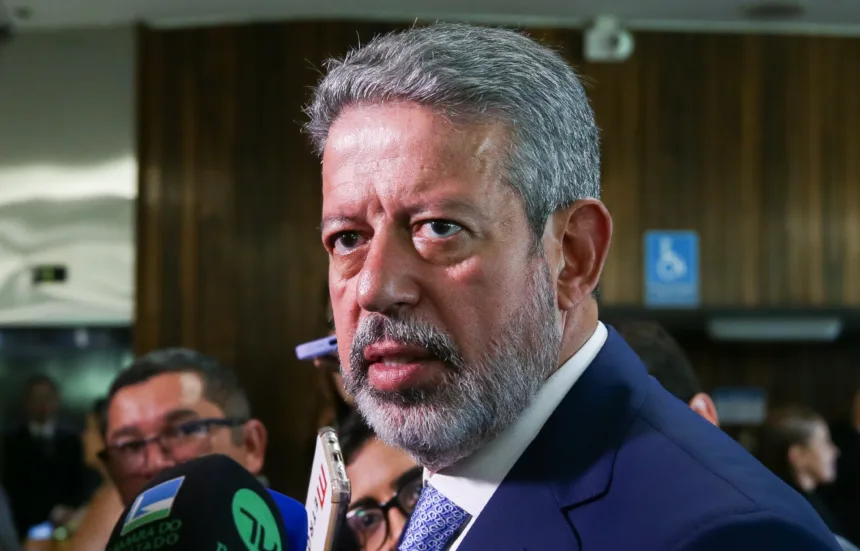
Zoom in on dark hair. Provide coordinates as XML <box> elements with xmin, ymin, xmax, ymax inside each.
<box><xmin>105</xmin><ymin>348</ymin><xmax>251</xmax><ymax>442</ymax></box>
<box><xmin>25</xmin><ymin>374</ymin><xmax>59</xmax><ymax>396</ymax></box>
<box><xmin>91</xmin><ymin>397</ymin><xmax>109</xmax><ymax>426</ymax></box>
<box><xmin>339</xmin><ymin>410</ymin><xmax>376</xmax><ymax>465</ymax></box>
<box><xmin>758</xmin><ymin>406</ymin><xmax>825</xmax><ymax>489</ymax></box>
<box><xmin>618</xmin><ymin>322</ymin><xmax>702</xmax><ymax>404</ymax></box>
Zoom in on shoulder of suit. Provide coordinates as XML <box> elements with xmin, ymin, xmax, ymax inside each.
<box><xmin>671</xmin><ymin>509</ymin><xmax>842</xmax><ymax>550</ymax></box>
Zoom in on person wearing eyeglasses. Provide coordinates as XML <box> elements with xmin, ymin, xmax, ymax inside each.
<box><xmin>338</xmin><ymin>411</ymin><xmax>419</xmax><ymax>551</ymax></box>
<box><xmin>99</xmin><ymin>348</ymin><xmax>268</xmax><ymax>506</ymax></box>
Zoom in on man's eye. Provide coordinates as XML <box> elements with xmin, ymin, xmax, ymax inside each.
<box><xmin>419</xmin><ymin>221</ymin><xmax>462</xmax><ymax>239</ymax></box>
<box><xmin>116</xmin><ymin>441</ymin><xmax>145</xmax><ymax>454</ymax></box>
<box><xmin>331</xmin><ymin>231</ymin><xmax>366</xmax><ymax>254</ymax></box>
<box><xmin>162</xmin><ymin>421</ymin><xmax>208</xmax><ymax>440</ymax></box>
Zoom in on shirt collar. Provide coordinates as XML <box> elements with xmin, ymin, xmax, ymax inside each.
<box><xmin>427</xmin><ymin>321</ymin><xmax>608</xmax><ymax>516</ymax></box>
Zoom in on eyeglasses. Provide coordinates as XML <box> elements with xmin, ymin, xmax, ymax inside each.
<box><xmin>346</xmin><ymin>467</ymin><xmax>423</xmax><ymax>550</ymax></box>
<box><xmin>98</xmin><ymin>417</ymin><xmax>246</xmax><ymax>475</ymax></box>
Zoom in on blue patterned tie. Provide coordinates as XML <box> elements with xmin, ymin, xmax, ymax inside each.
<box><xmin>398</xmin><ymin>485</ymin><xmax>470</xmax><ymax>551</ymax></box>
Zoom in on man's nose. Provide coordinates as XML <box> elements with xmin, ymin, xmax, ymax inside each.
<box><xmin>357</xmin><ymin>231</ymin><xmax>420</xmax><ymax>315</ymax></box>
<box><xmin>383</xmin><ymin>509</ymin><xmax>410</xmax><ymax>550</ymax></box>
<box><xmin>140</xmin><ymin>440</ymin><xmax>176</xmax><ymax>476</ymax></box>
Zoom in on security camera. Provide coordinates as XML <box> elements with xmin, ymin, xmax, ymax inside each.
<box><xmin>0</xmin><ymin>21</ymin><xmax>12</xmax><ymax>45</ymax></box>
<box><xmin>584</xmin><ymin>16</ymin><xmax>635</xmax><ymax>63</ymax></box>
<box><xmin>0</xmin><ymin>1</ymin><xmax>13</xmax><ymax>45</ymax></box>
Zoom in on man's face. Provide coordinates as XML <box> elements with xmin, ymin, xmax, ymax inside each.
<box><xmin>322</xmin><ymin>103</ymin><xmax>561</xmax><ymax>470</ymax></box>
<box><xmin>794</xmin><ymin>422</ymin><xmax>839</xmax><ymax>486</ymax></box>
<box><xmin>26</xmin><ymin>382</ymin><xmax>58</xmax><ymax>424</ymax></box>
<box><xmin>105</xmin><ymin>372</ymin><xmax>265</xmax><ymax>505</ymax></box>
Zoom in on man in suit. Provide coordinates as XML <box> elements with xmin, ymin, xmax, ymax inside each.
<box><xmin>621</xmin><ymin>322</ymin><xmax>860</xmax><ymax>551</ymax></box>
<box><xmin>2</xmin><ymin>375</ymin><xmax>86</xmax><ymax>539</ymax></box>
<box><xmin>309</xmin><ymin>23</ymin><xmax>841</xmax><ymax>550</ymax></box>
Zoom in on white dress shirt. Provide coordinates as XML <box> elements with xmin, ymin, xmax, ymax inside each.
<box><xmin>427</xmin><ymin>321</ymin><xmax>608</xmax><ymax>550</ymax></box>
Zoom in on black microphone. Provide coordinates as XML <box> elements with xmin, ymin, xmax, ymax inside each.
<box><xmin>105</xmin><ymin>454</ymin><xmax>307</xmax><ymax>551</ymax></box>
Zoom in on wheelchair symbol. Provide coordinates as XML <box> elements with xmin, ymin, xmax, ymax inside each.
<box><xmin>655</xmin><ymin>238</ymin><xmax>687</xmax><ymax>282</ymax></box>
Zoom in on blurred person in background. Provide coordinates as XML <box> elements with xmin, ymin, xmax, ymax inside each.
<box><xmin>339</xmin><ymin>410</ymin><xmax>419</xmax><ymax>551</ymax></box>
<box><xmin>758</xmin><ymin>407</ymin><xmax>856</xmax><ymax>550</ymax></box>
<box><xmin>618</xmin><ymin>321</ymin><xmax>718</xmax><ymax>426</ymax></box>
<box><xmin>824</xmin><ymin>389</ymin><xmax>860</xmax><ymax>545</ymax></box>
<box><xmin>0</xmin><ymin>485</ymin><xmax>20</xmax><ymax>551</ymax></box>
<box><xmin>100</xmin><ymin>348</ymin><xmax>268</xmax><ymax>506</ymax></box>
<box><xmin>78</xmin><ymin>399</ymin><xmax>108</xmax><ymax>500</ymax></box>
<box><xmin>315</xmin><ymin>297</ymin><xmax>354</xmax><ymax>429</ymax></box>
<box><xmin>64</xmin><ymin>398</ymin><xmax>123</xmax><ymax>551</ymax></box>
<box><xmin>316</xmin><ymin>344</ymin><xmax>354</xmax><ymax>428</ymax></box>
<box><xmin>2</xmin><ymin>375</ymin><xmax>86</xmax><ymax>540</ymax></box>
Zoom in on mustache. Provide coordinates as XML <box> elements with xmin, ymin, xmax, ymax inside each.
<box><xmin>348</xmin><ymin>314</ymin><xmax>465</xmax><ymax>374</ymax></box>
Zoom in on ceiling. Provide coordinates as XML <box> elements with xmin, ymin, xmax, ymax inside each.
<box><xmin>4</xmin><ymin>0</ymin><xmax>860</xmax><ymax>33</ymax></box>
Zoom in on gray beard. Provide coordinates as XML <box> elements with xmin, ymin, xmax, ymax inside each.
<box><xmin>344</xmin><ymin>258</ymin><xmax>561</xmax><ymax>472</ymax></box>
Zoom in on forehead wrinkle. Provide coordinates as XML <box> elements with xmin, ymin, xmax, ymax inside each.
<box><xmin>323</xmin><ymin>107</ymin><xmax>510</xmax><ymax>220</ymax></box>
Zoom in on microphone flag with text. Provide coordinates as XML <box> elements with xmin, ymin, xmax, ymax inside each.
<box><xmin>105</xmin><ymin>453</ymin><xmax>308</xmax><ymax>551</ymax></box>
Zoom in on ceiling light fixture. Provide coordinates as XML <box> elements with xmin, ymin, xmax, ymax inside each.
<box><xmin>707</xmin><ymin>317</ymin><xmax>843</xmax><ymax>342</ymax></box>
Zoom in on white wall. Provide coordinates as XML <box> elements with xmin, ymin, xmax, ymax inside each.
<box><xmin>0</xmin><ymin>26</ymin><xmax>136</xmax><ymax>325</ymax></box>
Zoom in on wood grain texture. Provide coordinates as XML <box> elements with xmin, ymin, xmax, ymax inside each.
<box><xmin>578</xmin><ymin>33</ymin><xmax>860</xmax><ymax>306</ymax></box>
<box><xmin>135</xmin><ymin>22</ymin><xmax>374</xmax><ymax>495</ymax></box>
<box><xmin>136</xmin><ymin>22</ymin><xmax>860</xmax><ymax>491</ymax></box>
<box><xmin>684</xmin><ymin>336</ymin><xmax>860</xmax><ymax>423</ymax></box>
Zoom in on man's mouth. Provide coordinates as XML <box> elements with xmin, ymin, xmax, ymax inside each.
<box><xmin>362</xmin><ymin>342</ymin><xmax>440</xmax><ymax>391</ymax></box>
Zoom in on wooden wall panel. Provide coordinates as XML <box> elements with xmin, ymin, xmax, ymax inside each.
<box><xmin>135</xmin><ymin>22</ymin><xmax>400</xmax><ymax>496</ymax></box>
<box><xmin>579</xmin><ymin>34</ymin><xmax>860</xmax><ymax>306</ymax></box>
<box><xmin>684</xmin><ymin>337</ymin><xmax>860</xmax><ymax>423</ymax></box>
<box><xmin>136</xmin><ymin>21</ymin><xmax>860</xmax><ymax>493</ymax></box>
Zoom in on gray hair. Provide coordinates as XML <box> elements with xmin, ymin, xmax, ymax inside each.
<box><xmin>305</xmin><ymin>23</ymin><xmax>601</xmax><ymax>239</ymax></box>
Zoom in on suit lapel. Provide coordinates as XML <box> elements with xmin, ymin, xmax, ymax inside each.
<box><xmin>457</xmin><ymin>327</ymin><xmax>651</xmax><ymax>550</ymax></box>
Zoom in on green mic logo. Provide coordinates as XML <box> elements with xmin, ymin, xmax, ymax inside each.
<box><xmin>232</xmin><ymin>489</ymin><xmax>283</xmax><ymax>551</ymax></box>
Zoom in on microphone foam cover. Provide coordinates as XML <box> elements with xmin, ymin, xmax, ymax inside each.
<box><xmin>106</xmin><ymin>454</ymin><xmax>304</xmax><ymax>551</ymax></box>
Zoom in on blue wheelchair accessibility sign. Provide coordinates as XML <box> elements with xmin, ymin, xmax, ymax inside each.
<box><xmin>644</xmin><ymin>231</ymin><xmax>700</xmax><ymax>307</ymax></box>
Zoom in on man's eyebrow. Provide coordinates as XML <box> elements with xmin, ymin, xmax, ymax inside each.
<box><xmin>320</xmin><ymin>215</ymin><xmax>362</xmax><ymax>232</ymax></box>
<box><xmin>106</xmin><ymin>426</ymin><xmax>142</xmax><ymax>443</ymax></box>
<box><xmin>320</xmin><ymin>199</ymin><xmax>483</xmax><ymax>232</ymax></box>
<box><xmin>106</xmin><ymin>408</ymin><xmax>201</xmax><ymax>442</ymax></box>
<box><xmin>163</xmin><ymin>409</ymin><xmax>201</xmax><ymax>425</ymax></box>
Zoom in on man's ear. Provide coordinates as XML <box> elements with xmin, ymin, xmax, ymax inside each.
<box><xmin>787</xmin><ymin>443</ymin><xmax>806</xmax><ymax>471</ymax></box>
<box><xmin>688</xmin><ymin>393</ymin><xmax>720</xmax><ymax>427</ymax></box>
<box><xmin>242</xmin><ymin>419</ymin><xmax>268</xmax><ymax>475</ymax></box>
<box><xmin>545</xmin><ymin>199</ymin><xmax>612</xmax><ymax>311</ymax></box>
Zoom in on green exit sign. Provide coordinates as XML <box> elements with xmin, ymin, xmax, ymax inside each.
<box><xmin>32</xmin><ymin>265</ymin><xmax>68</xmax><ymax>284</ymax></box>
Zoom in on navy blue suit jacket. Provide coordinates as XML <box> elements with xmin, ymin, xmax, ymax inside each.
<box><xmin>456</xmin><ymin>327</ymin><xmax>841</xmax><ymax>550</ymax></box>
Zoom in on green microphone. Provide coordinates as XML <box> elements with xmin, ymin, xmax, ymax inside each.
<box><xmin>105</xmin><ymin>454</ymin><xmax>290</xmax><ymax>551</ymax></box>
